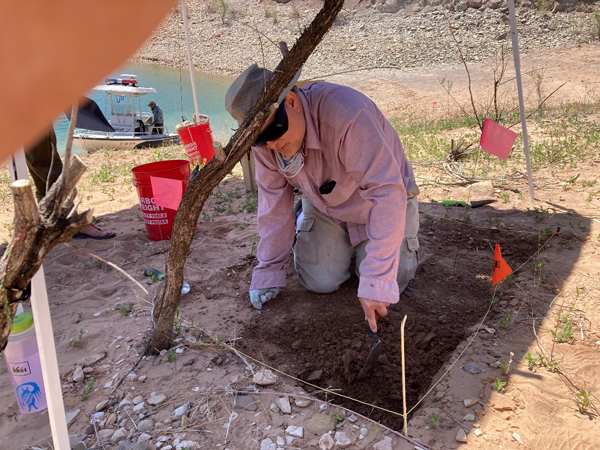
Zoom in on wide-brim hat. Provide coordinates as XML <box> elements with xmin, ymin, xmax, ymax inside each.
<box><xmin>225</xmin><ymin>63</ymin><xmax>302</xmax><ymax>126</ymax></box>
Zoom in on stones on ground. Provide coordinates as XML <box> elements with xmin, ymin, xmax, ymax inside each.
<box><xmin>111</xmin><ymin>428</ymin><xmax>128</xmax><ymax>444</ymax></box>
<box><xmin>253</xmin><ymin>369</ymin><xmax>278</xmax><ymax>386</ymax></box>
<box><xmin>464</xmin><ymin>398</ymin><xmax>479</xmax><ymax>408</ymax></box>
<box><xmin>65</xmin><ymin>409</ymin><xmax>81</xmax><ymax>425</ymax></box>
<box><xmin>294</xmin><ymin>396</ymin><xmax>312</xmax><ymax>407</ymax></box>
<box><xmin>115</xmin><ymin>442</ymin><xmax>151</xmax><ymax>450</ymax></box>
<box><xmin>492</xmin><ymin>396</ymin><xmax>515</xmax><ymax>412</ymax></box>
<box><xmin>285</xmin><ymin>436</ymin><xmax>294</xmax><ymax>445</ymax></box>
<box><xmin>456</xmin><ymin>428</ymin><xmax>468</xmax><ymax>443</ymax></box>
<box><xmin>372</xmin><ymin>436</ymin><xmax>394</xmax><ymax>450</ymax></box>
<box><xmin>97</xmin><ymin>429</ymin><xmax>115</xmax><ymax>442</ymax></box>
<box><xmin>175</xmin><ymin>441</ymin><xmax>198</xmax><ymax>450</ymax></box>
<box><xmin>276</xmin><ymin>436</ymin><xmax>285</xmax><ymax>446</ymax></box>
<box><xmin>306</xmin><ymin>370</ymin><xmax>323</xmax><ymax>381</ymax></box>
<box><xmin>183</xmin><ymin>358</ymin><xmax>195</xmax><ymax>366</ymax></box>
<box><xmin>133</xmin><ymin>402</ymin><xmax>145</xmax><ymax>412</ymax></box>
<box><xmin>463</xmin><ymin>362</ymin><xmax>482</xmax><ymax>374</ymax></box>
<box><xmin>132</xmin><ymin>395</ymin><xmax>144</xmax><ymax>405</ymax></box>
<box><xmin>72</xmin><ymin>366</ymin><xmax>85</xmax><ymax>382</ymax></box>
<box><xmin>72</xmin><ymin>441</ymin><xmax>86</xmax><ymax>450</ymax></box>
<box><xmin>172</xmin><ymin>402</ymin><xmax>191</xmax><ymax>421</ymax></box>
<box><xmin>138</xmin><ymin>434</ymin><xmax>152</xmax><ymax>443</ymax></box>
<box><xmin>512</xmin><ymin>433</ymin><xmax>524</xmax><ymax>445</ymax></box>
<box><xmin>318</xmin><ymin>433</ymin><xmax>334</xmax><ymax>450</ymax></box>
<box><xmin>119</xmin><ymin>398</ymin><xmax>133</xmax><ymax>408</ymax></box>
<box><xmin>275</xmin><ymin>396</ymin><xmax>292</xmax><ymax>414</ymax></box>
<box><xmin>137</xmin><ymin>419</ymin><xmax>154</xmax><ymax>433</ymax></box>
<box><xmin>463</xmin><ymin>413</ymin><xmax>475</xmax><ymax>422</ymax></box>
<box><xmin>474</xmin><ymin>428</ymin><xmax>483</xmax><ymax>437</ymax></box>
<box><xmin>347</xmin><ymin>414</ymin><xmax>357</xmax><ymax>423</ymax></box>
<box><xmin>78</xmin><ymin>352</ymin><xmax>106</xmax><ymax>367</ymax></box>
<box><xmin>306</xmin><ymin>412</ymin><xmax>336</xmax><ymax>435</ymax></box>
<box><xmin>360</xmin><ymin>427</ymin><xmax>368</xmax><ymax>438</ymax></box>
<box><xmin>260</xmin><ymin>438</ymin><xmax>276</xmax><ymax>450</ymax></box>
<box><xmin>106</xmin><ymin>413</ymin><xmax>117</xmax><ymax>426</ymax></box>
<box><xmin>138</xmin><ymin>375</ymin><xmax>147</xmax><ymax>382</ymax></box>
<box><xmin>334</xmin><ymin>431</ymin><xmax>352</xmax><ymax>448</ymax></box>
<box><xmin>286</xmin><ymin>425</ymin><xmax>304</xmax><ymax>438</ymax></box>
<box><xmin>147</xmin><ymin>392</ymin><xmax>167</xmax><ymax>406</ymax></box>
<box><xmin>96</xmin><ymin>400</ymin><xmax>109</xmax><ymax>411</ymax></box>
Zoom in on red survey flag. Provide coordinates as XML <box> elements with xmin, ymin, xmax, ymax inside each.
<box><xmin>480</xmin><ymin>118</ymin><xmax>518</xmax><ymax>160</ymax></box>
<box><xmin>150</xmin><ymin>176</ymin><xmax>183</xmax><ymax>210</ymax></box>
<box><xmin>492</xmin><ymin>244</ymin><xmax>513</xmax><ymax>286</ymax></box>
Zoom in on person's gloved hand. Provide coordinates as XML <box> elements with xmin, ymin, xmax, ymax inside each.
<box><xmin>249</xmin><ymin>288</ymin><xmax>280</xmax><ymax>310</ymax></box>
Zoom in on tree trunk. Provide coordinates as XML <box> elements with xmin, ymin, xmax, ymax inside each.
<box><xmin>0</xmin><ymin>156</ymin><xmax>92</xmax><ymax>352</ymax></box>
<box><xmin>149</xmin><ymin>0</ymin><xmax>345</xmax><ymax>353</ymax></box>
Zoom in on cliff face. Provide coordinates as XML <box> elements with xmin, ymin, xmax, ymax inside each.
<box><xmin>132</xmin><ymin>0</ymin><xmax>599</xmax><ymax>78</ymax></box>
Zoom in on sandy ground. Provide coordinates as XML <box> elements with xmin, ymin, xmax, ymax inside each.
<box><xmin>0</xmin><ymin>44</ymin><xmax>599</xmax><ymax>450</ymax></box>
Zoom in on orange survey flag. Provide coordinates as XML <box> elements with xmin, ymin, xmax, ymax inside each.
<box><xmin>492</xmin><ymin>244</ymin><xmax>513</xmax><ymax>286</ymax></box>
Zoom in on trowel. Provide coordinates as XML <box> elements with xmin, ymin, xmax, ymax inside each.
<box><xmin>357</xmin><ymin>328</ymin><xmax>383</xmax><ymax>380</ymax></box>
<box><xmin>143</xmin><ymin>267</ymin><xmax>190</xmax><ymax>295</ymax></box>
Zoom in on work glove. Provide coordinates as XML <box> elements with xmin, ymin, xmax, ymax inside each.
<box><xmin>249</xmin><ymin>288</ymin><xmax>280</xmax><ymax>310</ymax></box>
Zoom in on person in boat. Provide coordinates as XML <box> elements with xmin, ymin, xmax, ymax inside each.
<box><xmin>225</xmin><ymin>64</ymin><xmax>420</xmax><ymax>333</ymax></box>
<box><xmin>25</xmin><ymin>127</ymin><xmax>116</xmax><ymax>240</ymax></box>
<box><xmin>148</xmin><ymin>101</ymin><xmax>164</xmax><ymax>135</ymax></box>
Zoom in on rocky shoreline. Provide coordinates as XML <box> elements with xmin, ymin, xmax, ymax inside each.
<box><xmin>133</xmin><ymin>0</ymin><xmax>599</xmax><ymax>79</ymax></box>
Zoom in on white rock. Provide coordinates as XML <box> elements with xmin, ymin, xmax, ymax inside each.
<box><xmin>137</xmin><ymin>419</ymin><xmax>154</xmax><ymax>432</ymax></box>
<box><xmin>95</xmin><ymin>400</ymin><xmax>108</xmax><ymax>411</ymax></box>
<box><xmin>157</xmin><ymin>436</ymin><xmax>170</xmax><ymax>442</ymax></box>
<box><xmin>275</xmin><ymin>396</ymin><xmax>292</xmax><ymax>414</ymax></box>
<box><xmin>133</xmin><ymin>402</ymin><xmax>145</xmax><ymax>412</ymax></box>
<box><xmin>138</xmin><ymin>433</ymin><xmax>152</xmax><ymax>443</ymax></box>
<box><xmin>72</xmin><ymin>366</ymin><xmax>85</xmax><ymax>382</ymax></box>
<box><xmin>253</xmin><ymin>369</ymin><xmax>278</xmax><ymax>386</ymax></box>
<box><xmin>172</xmin><ymin>402</ymin><xmax>191</xmax><ymax>421</ymax></box>
<box><xmin>286</xmin><ymin>425</ymin><xmax>304</xmax><ymax>438</ymax></box>
<box><xmin>93</xmin><ymin>312</ymin><xmax>101</xmax><ymax>317</ymax></box>
<box><xmin>319</xmin><ymin>403</ymin><xmax>328</xmax><ymax>411</ymax></box>
<box><xmin>463</xmin><ymin>398</ymin><xmax>478</xmax><ymax>407</ymax></box>
<box><xmin>295</xmin><ymin>397</ymin><xmax>312</xmax><ymax>407</ymax></box>
<box><xmin>138</xmin><ymin>375</ymin><xmax>147</xmax><ymax>382</ymax></box>
<box><xmin>148</xmin><ymin>392</ymin><xmax>167</xmax><ymax>406</ymax></box>
<box><xmin>372</xmin><ymin>436</ymin><xmax>394</xmax><ymax>450</ymax></box>
<box><xmin>360</xmin><ymin>427</ymin><xmax>368</xmax><ymax>438</ymax></box>
<box><xmin>474</xmin><ymin>428</ymin><xmax>483</xmax><ymax>437</ymax></box>
<box><xmin>334</xmin><ymin>431</ymin><xmax>352</xmax><ymax>449</ymax></box>
<box><xmin>65</xmin><ymin>409</ymin><xmax>80</xmax><ymax>425</ymax></box>
<box><xmin>285</xmin><ymin>436</ymin><xmax>294</xmax><ymax>445</ymax></box>
<box><xmin>119</xmin><ymin>398</ymin><xmax>133</xmax><ymax>408</ymax></box>
<box><xmin>176</xmin><ymin>441</ymin><xmax>198</xmax><ymax>450</ymax></box>
<box><xmin>104</xmin><ymin>381</ymin><xmax>113</xmax><ymax>389</ymax></box>
<box><xmin>348</xmin><ymin>414</ymin><xmax>357</xmax><ymax>423</ymax></box>
<box><xmin>456</xmin><ymin>429</ymin><xmax>468</xmax><ymax>443</ymax></box>
<box><xmin>111</xmin><ymin>428</ymin><xmax>128</xmax><ymax>444</ymax></box>
<box><xmin>260</xmin><ymin>438</ymin><xmax>276</xmax><ymax>450</ymax></box>
<box><xmin>276</xmin><ymin>436</ymin><xmax>285</xmax><ymax>446</ymax></box>
<box><xmin>512</xmin><ymin>433</ymin><xmax>524</xmax><ymax>445</ymax></box>
<box><xmin>91</xmin><ymin>411</ymin><xmax>104</xmax><ymax>422</ymax></box>
<box><xmin>96</xmin><ymin>429</ymin><xmax>114</xmax><ymax>442</ymax></box>
<box><xmin>319</xmin><ymin>433</ymin><xmax>335</xmax><ymax>450</ymax></box>
<box><xmin>133</xmin><ymin>395</ymin><xmax>144</xmax><ymax>405</ymax></box>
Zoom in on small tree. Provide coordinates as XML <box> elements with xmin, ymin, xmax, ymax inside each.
<box><xmin>149</xmin><ymin>0</ymin><xmax>345</xmax><ymax>352</ymax></box>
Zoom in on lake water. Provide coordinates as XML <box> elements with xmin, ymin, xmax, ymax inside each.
<box><xmin>54</xmin><ymin>62</ymin><xmax>237</xmax><ymax>153</ymax></box>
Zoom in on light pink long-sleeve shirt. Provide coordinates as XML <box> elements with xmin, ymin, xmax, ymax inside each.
<box><xmin>250</xmin><ymin>82</ymin><xmax>415</xmax><ymax>304</ymax></box>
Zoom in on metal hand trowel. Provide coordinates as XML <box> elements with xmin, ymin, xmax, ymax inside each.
<box><xmin>358</xmin><ymin>328</ymin><xmax>383</xmax><ymax>380</ymax></box>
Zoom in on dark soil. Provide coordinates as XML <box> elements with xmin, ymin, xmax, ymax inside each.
<box><xmin>239</xmin><ymin>209</ymin><xmax>549</xmax><ymax>431</ymax></box>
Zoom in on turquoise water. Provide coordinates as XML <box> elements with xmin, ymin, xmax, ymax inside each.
<box><xmin>54</xmin><ymin>62</ymin><xmax>237</xmax><ymax>153</ymax></box>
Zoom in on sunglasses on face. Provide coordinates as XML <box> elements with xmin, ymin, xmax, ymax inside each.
<box><xmin>254</xmin><ymin>102</ymin><xmax>288</xmax><ymax>146</ymax></box>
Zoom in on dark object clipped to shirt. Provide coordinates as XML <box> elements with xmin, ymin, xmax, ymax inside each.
<box><xmin>319</xmin><ymin>180</ymin><xmax>336</xmax><ymax>195</ymax></box>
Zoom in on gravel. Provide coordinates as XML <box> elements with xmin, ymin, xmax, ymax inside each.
<box><xmin>132</xmin><ymin>0</ymin><xmax>599</xmax><ymax>79</ymax></box>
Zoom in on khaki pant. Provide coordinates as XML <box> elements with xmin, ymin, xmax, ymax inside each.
<box><xmin>293</xmin><ymin>180</ymin><xmax>420</xmax><ymax>295</ymax></box>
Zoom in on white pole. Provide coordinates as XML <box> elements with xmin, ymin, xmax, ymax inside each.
<box><xmin>401</xmin><ymin>315</ymin><xmax>408</xmax><ymax>436</ymax></box>
<box><xmin>30</xmin><ymin>268</ymin><xmax>70</xmax><ymax>450</ymax></box>
<box><xmin>508</xmin><ymin>0</ymin><xmax>536</xmax><ymax>200</ymax></box>
<box><xmin>180</xmin><ymin>0</ymin><xmax>200</xmax><ymax>123</ymax></box>
<box><xmin>8</xmin><ymin>149</ymin><xmax>70</xmax><ymax>450</ymax></box>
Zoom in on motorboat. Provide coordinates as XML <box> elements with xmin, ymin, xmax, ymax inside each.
<box><xmin>73</xmin><ymin>74</ymin><xmax>179</xmax><ymax>152</ymax></box>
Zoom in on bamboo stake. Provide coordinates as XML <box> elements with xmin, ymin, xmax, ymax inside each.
<box><xmin>401</xmin><ymin>315</ymin><xmax>408</xmax><ymax>436</ymax></box>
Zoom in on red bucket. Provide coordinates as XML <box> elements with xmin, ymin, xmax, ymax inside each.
<box><xmin>131</xmin><ymin>160</ymin><xmax>191</xmax><ymax>241</ymax></box>
<box><xmin>178</xmin><ymin>123</ymin><xmax>214</xmax><ymax>166</ymax></box>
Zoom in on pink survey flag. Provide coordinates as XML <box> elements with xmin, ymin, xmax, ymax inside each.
<box><xmin>150</xmin><ymin>176</ymin><xmax>183</xmax><ymax>210</ymax></box>
<box><xmin>480</xmin><ymin>118</ymin><xmax>519</xmax><ymax>160</ymax></box>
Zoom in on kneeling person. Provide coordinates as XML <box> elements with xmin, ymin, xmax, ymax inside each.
<box><xmin>225</xmin><ymin>64</ymin><xmax>420</xmax><ymax>332</ymax></box>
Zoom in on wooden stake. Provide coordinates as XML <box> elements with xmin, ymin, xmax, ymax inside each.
<box><xmin>401</xmin><ymin>315</ymin><xmax>408</xmax><ymax>436</ymax></box>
